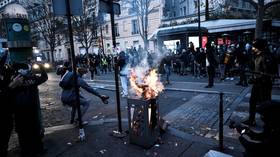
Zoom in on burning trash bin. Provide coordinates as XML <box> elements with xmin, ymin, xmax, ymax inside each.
<box><xmin>127</xmin><ymin>69</ymin><xmax>164</xmax><ymax>148</ymax></box>
<box><xmin>127</xmin><ymin>98</ymin><xmax>159</xmax><ymax>148</ymax></box>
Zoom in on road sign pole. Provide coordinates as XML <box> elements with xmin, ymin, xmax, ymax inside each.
<box><xmin>110</xmin><ymin>0</ymin><xmax>122</xmax><ymax>134</ymax></box>
<box><xmin>65</xmin><ymin>0</ymin><xmax>85</xmax><ymax>140</ymax></box>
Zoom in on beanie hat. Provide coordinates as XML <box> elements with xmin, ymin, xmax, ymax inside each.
<box><xmin>252</xmin><ymin>38</ymin><xmax>267</xmax><ymax>51</ymax></box>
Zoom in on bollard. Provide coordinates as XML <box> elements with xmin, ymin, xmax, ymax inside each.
<box><xmin>219</xmin><ymin>92</ymin><xmax>224</xmax><ymax>151</ymax></box>
<box><xmin>114</xmin><ymin>56</ymin><xmax>122</xmax><ymax>133</ymax></box>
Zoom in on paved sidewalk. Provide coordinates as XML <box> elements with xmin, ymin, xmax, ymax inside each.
<box><xmin>8</xmin><ymin>120</ymin><xmax>244</xmax><ymax>157</ymax></box>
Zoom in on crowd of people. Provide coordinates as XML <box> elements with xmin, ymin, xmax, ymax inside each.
<box><xmin>159</xmin><ymin>40</ymin><xmax>279</xmax><ymax>88</ymax></box>
<box><xmin>60</xmin><ymin>39</ymin><xmax>279</xmax><ymax>93</ymax></box>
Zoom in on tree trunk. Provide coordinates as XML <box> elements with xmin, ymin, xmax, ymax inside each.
<box><xmin>205</xmin><ymin>0</ymin><xmax>209</xmax><ymax>21</ymax></box>
<box><xmin>143</xmin><ymin>29</ymin><xmax>149</xmax><ymax>51</ymax></box>
<box><xmin>50</xmin><ymin>48</ymin><xmax>55</xmax><ymax>63</ymax></box>
<box><xmin>46</xmin><ymin>51</ymin><xmax>50</xmax><ymax>62</ymax></box>
<box><xmin>255</xmin><ymin>0</ymin><xmax>264</xmax><ymax>39</ymax></box>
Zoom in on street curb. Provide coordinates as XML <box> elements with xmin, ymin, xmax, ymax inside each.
<box><xmin>95</xmin><ymin>86</ymin><xmax>240</xmax><ymax>95</ymax></box>
<box><xmin>44</xmin><ymin>118</ymin><xmax>219</xmax><ymax>147</ymax></box>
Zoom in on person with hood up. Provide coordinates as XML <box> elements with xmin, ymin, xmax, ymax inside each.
<box><xmin>60</xmin><ymin>67</ymin><xmax>109</xmax><ymax>124</ymax></box>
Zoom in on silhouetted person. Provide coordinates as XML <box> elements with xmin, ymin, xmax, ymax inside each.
<box><xmin>205</xmin><ymin>42</ymin><xmax>218</xmax><ymax>88</ymax></box>
<box><xmin>242</xmin><ymin>39</ymin><xmax>274</xmax><ymax>126</ymax></box>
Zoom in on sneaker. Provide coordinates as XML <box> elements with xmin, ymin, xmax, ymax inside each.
<box><xmin>100</xmin><ymin>95</ymin><xmax>109</xmax><ymax>104</ymax></box>
<box><xmin>82</xmin><ymin>121</ymin><xmax>89</xmax><ymax>126</ymax></box>
<box><xmin>122</xmin><ymin>94</ymin><xmax>128</xmax><ymax>98</ymax></box>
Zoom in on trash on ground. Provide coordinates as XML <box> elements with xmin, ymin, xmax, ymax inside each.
<box><xmin>99</xmin><ymin>149</ymin><xmax>107</xmax><ymax>154</ymax></box>
<box><xmin>92</xmin><ymin>115</ymin><xmax>98</xmax><ymax>119</ymax></box>
<box><xmin>228</xmin><ymin>146</ymin><xmax>234</xmax><ymax>150</ymax></box>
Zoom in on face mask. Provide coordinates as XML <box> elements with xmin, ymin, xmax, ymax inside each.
<box><xmin>18</xmin><ymin>69</ymin><xmax>30</xmax><ymax>76</ymax></box>
<box><xmin>17</xmin><ymin>64</ymin><xmax>31</xmax><ymax>76</ymax></box>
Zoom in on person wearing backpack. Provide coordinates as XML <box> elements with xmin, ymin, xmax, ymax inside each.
<box><xmin>60</xmin><ymin>67</ymin><xmax>109</xmax><ymax>124</ymax></box>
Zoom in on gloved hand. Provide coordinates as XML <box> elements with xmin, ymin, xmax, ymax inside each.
<box><xmin>100</xmin><ymin>95</ymin><xmax>109</xmax><ymax>104</ymax></box>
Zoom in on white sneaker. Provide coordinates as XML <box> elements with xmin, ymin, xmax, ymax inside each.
<box><xmin>122</xmin><ymin>94</ymin><xmax>128</xmax><ymax>98</ymax></box>
<box><xmin>83</xmin><ymin>121</ymin><xmax>89</xmax><ymax>126</ymax></box>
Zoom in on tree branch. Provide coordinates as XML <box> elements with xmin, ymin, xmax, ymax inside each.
<box><xmin>264</xmin><ymin>0</ymin><xmax>280</xmax><ymax>10</ymax></box>
<box><xmin>241</xmin><ymin>0</ymin><xmax>258</xmax><ymax>9</ymax></box>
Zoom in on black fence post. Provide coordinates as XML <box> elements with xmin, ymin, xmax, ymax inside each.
<box><xmin>219</xmin><ymin>92</ymin><xmax>224</xmax><ymax>151</ymax></box>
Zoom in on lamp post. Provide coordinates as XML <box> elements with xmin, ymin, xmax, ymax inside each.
<box><xmin>197</xmin><ymin>0</ymin><xmax>202</xmax><ymax>48</ymax></box>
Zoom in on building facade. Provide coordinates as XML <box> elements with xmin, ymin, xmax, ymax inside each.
<box><xmin>101</xmin><ymin>0</ymin><xmax>162</xmax><ymax>53</ymax></box>
<box><xmin>151</xmin><ymin>0</ymin><xmax>258</xmax><ymax>50</ymax></box>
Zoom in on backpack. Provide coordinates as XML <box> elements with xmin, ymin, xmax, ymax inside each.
<box><xmin>59</xmin><ymin>71</ymin><xmax>74</xmax><ymax>89</ymax></box>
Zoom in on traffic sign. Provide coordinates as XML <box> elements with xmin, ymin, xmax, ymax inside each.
<box><xmin>52</xmin><ymin>0</ymin><xmax>83</xmax><ymax>16</ymax></box>
<box><xmin>97</xmin><ymin>0</ymin><xmax>121</xmax><ymax>15</ymax></box>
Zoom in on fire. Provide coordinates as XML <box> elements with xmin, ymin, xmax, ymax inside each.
<box><xmin>129</xmin><ymin>68</ymin><xmax>164</xmax><ymax>99</ymax></box>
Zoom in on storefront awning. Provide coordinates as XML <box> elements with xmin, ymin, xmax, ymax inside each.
<box><xmin>149</xmin><ymin>19</ymin><xmax>271</xmax><ymax>40</ymax></box>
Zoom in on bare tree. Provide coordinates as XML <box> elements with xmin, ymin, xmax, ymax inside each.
<box><xmin>72</xmin><ymin>0</ymin><xmax>99</xmax><ymax>56</ymax></box>
<box><xmin>124</xmin><ymin>0</ymin><xmax>156</xmax><ymax>51</ymax></box>
<box><xmin>21</xmin><ymin>0</ymin><xmax>64</xmax><ymax>63</ymax></box>
<box><xmin>240</xmin><ymin>0</ymin><xmax>280</xmax><ymax>39</ymax></box>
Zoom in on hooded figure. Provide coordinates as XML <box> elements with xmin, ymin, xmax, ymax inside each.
<box><xmin>205</xmin><ymin>42</ymin><xmax>218</xmax><ymax>88</ymax></box>
<box><xmin>6</xmin><ymin>61</ymin><xmax>48</xmax><ymax>157</ymax></box>
<box><xmin>60</xmin><ymin>67</ymin><xmax>109</xmax><ymax>123</ymax></box>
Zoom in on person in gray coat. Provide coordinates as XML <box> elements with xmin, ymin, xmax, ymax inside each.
<box><xmin>60</xmin><ymin>67</ymin><xmax>109</xmax><ymax>123</ymax></box>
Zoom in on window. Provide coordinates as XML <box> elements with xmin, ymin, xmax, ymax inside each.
<box><xmin>132</xmin><ymin>0</ymin><xmax>137</xmax><ymax>9</ymax></box>
<box><xmin>57</xmin><ymin>35</ymin><xmax>61</xmax><ymax>45</ymax></box>
<box><xmin>183</xmin><ymin>7</ymin><xmax>186</xmax><ymax>15</ymax></box>
<box><xmin>133</xmin><ymin>41</ymin><xmax>139</xmax><ymax>47</ymax></box>
<box><xmin>123</xmin><ymin>21</ymin><xmax>127</xmax><ymax>32</ymax></box>
<box><xmin>124</xmin><ymin>41</ymin><xmax>128</xmax><ymax>48</ymax></box>
<box><xmin>242</xmin><ymin>1</ymin><xmax>246</xmax><ymax>8</ymax></box>
<box><xmin>180</xmin><ymin>8</ymin><xmax>183</xmax><ymax>16</ymax></box>
<box><xmin>131</xmin><ymin>20</ymin><xmax>139</xmax><ymax>35</ymax></box>
<box><xmin>105</xmin><ymin>25</ymin><xmax>109</xmax><ymax>34</ymax></box>
<box><xmin>129</xmin><ymin>0</ymin><xmax>137</xmax><ymax>14</ymax></box>
<box><xmin>172</xmin><ymin>0</ymin><xmax>175</xmax><ymax>7</ymax></box>
<box><xmin>115</xmin><ymin>23</ymin><xmax>119</xmax><ymax>37</ymax></box>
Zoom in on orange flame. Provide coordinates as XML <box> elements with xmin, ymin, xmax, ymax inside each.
<box><xmin>129</xmin><ymin>68</ymin><xmax>164</xmax><ymax>99</ymax></box>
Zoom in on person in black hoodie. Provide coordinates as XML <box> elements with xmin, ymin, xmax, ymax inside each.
<box><xmin>9</xmin><ymin>62</ymin><xmax>48</xmax><ymax>157</ymax></box>
<box><xmin>235</xmin><ymin>42</ymin><xmax>249</xmax><ymax>87</ymax></box>
<box><xmin>0</xmin><ymin>50</ymin><xmax>14</xmax><ymax>157</ymax></box>
<box><xmin>205</xmin><ymin>42</ymin><xmax>218</xmax><ymax>88</ymax></box>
